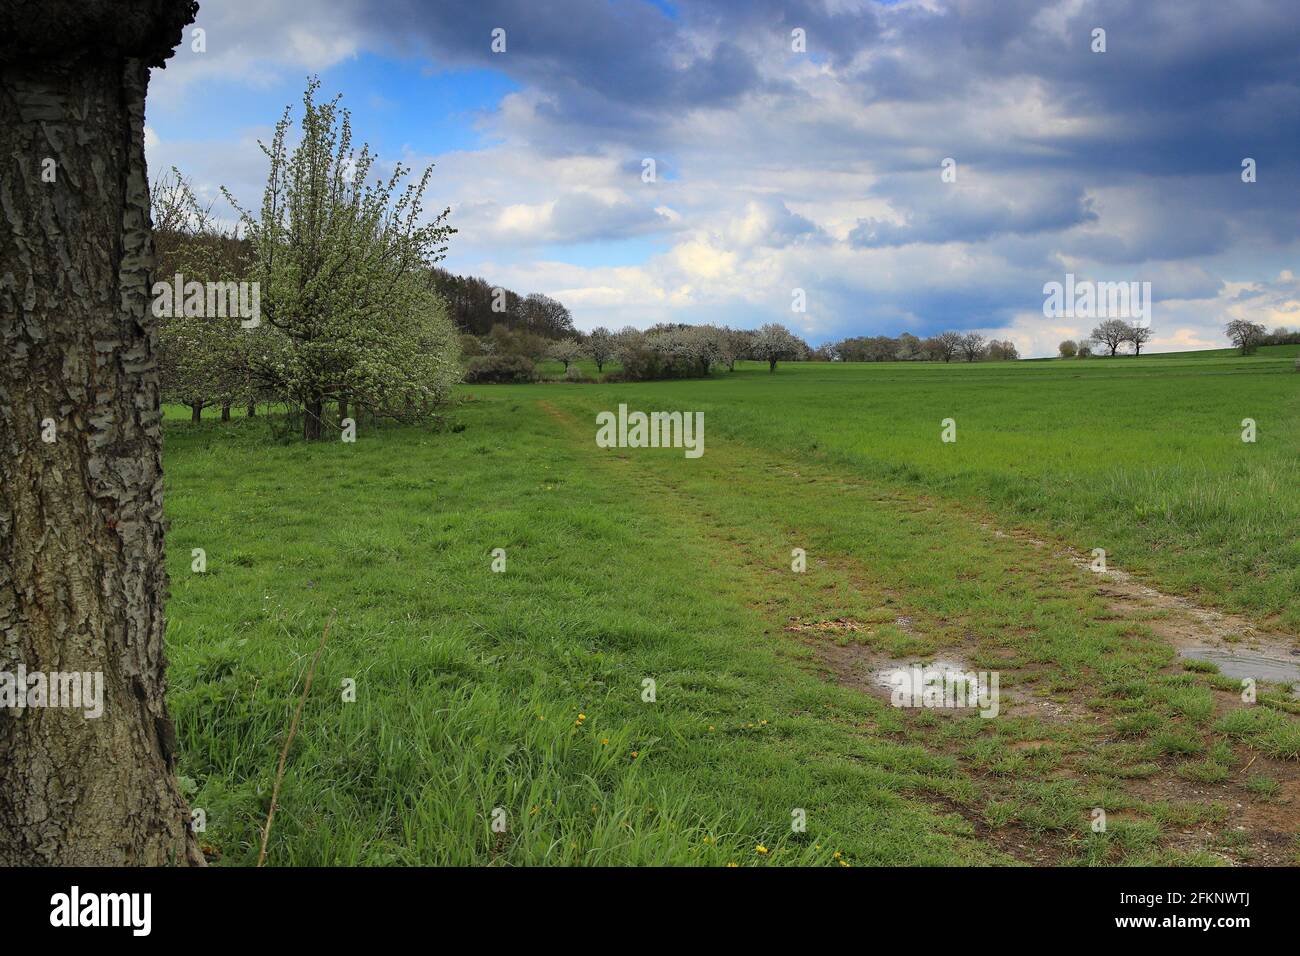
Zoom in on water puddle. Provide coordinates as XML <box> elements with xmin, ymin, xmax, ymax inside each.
<box><xmin>1178</xmin><ymin>646</ymin><xmax>1300</xmax><ymax>696</ymax></box>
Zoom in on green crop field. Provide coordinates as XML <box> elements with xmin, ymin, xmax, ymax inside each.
<box><xmin>163</xmin><ymin>346</ymin><xmax>1300</xmax><ymax>866</ymax></box>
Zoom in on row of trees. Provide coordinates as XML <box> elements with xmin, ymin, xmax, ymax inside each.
<box><xmin>470</xmin><ymin>323</ymin><xmax>1024</xmax><ymax>377</ymax></box>
<box><xmin>1061</xmin><ymin>321</ymin><xmax>1297</xmax><ymax>359</ymax></box>
<box><xmin>821</xmin><ymin>331</ymin><xmax>1018</xmax><ymax>363</ymax></box>
<box><xmin>154</xmin><ymin>81</ymin><xmax>462</xmax><ymax>440</ymax></box>
<box><xmin>1059</xmin><ymin>320</ymin><xmax>1152</xmax><ymax>357</ymax></box>
<box><xmin>467</xmin><ymin>322</ymin><xmax>812</xmax><ymax>381</ymax></box>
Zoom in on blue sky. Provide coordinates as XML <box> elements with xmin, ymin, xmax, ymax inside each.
<box><xmin>146</xmin><ymin>0</ymin><xmax>1300</xmax><ymax>356</ymax></box>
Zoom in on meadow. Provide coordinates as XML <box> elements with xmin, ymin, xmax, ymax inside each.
<box><xmin>163</xmin><ymin>346</ymin><xmax>1300</xmax><ymax>866</ymax></box>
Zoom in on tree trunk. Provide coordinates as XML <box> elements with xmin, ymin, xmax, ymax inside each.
<box><xmin>0</xmin><ymin>0</ymin><xmax>201</xmax><ymax>865</ymax></box>
<box><xmin>246</xmin><ymin>401</ymin><xmax>256</xmax><ymax>417</ymax></box>
<box><xmin>338</xmin><ymin>398</ymin><xmax>348</xmax><ymax>425</ymax></box>
<box><xmin>220</xmin><ymin>402</ymin><xmax>230</xmax><ymax>422</ymax></box>
<box><xmin>769</xmin><ymin>358</ymin><xmax>777</xmax><ymax>372</ymax></box>
<box><xmin>304</xmin><ymin>398</ymin><xmax>324</xmax><ymax>441</ymax></box>
<box><xmin>190</xmin><ymin>404</ymin><xmax>201</xmax><ymax>423</ymax></box>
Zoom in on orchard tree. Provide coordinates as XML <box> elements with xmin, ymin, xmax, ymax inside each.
<box><xmin>1225</xmin><ymin>319</ymin><xmax>1266</xmax><ymax>355</ymax></box>
<box><xmin>1059</xmin><ymin>339</ymin><xmax>1079</xmax><ymax>358</ymax></box>
<box><xmin>547</xmin><ymin>337</ymin><xmax>583</xmax><ymax>372</ymax></box>
<box><xmin>224</xmin><ymin>79</ymin><xmax>459</xmax><ymax>439</ymax></box>
<box><xmin>722</xmin><ymin>327</ymin><xmax>752</xmax><ymax>370</ymax></box>
<box><xmin>752</xmin><ymin>323</ymin><xmax>802</xmax><ymax>372</ymax></box>
<box><xmin>587</xmin><ymin>327</ymin><xmax>617</xmax><ymax>372</ymax></box>
<box><xmin>0</xmin><ymin>0</ymin><xmax>203</xmax><ymax>864</ymax></box>
<box><xmin>1090</xmin><ymin>319</ymin><xmax>1130</xmax><ymax>356</ymax></box>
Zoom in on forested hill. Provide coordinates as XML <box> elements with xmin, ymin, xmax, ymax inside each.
<box><xmin>430</xmin><ymin>267</ymin><xmax>576</xmax><ymax>340</ymax></box>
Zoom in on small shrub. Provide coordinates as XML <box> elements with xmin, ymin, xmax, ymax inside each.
<box><xmin>463</xmin><ymin>354</ymin><xmax>539</xmax><ymax>384</ymax></box>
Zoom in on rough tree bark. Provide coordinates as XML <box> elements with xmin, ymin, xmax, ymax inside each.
<box><xmin>0</xmin><ymin>0</ymin><xmax>202</xmax><ymax>865</ymax></box>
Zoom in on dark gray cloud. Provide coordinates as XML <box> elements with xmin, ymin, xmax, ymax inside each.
<box><xmin>849</xmin><ymin>177</ymin><xmax>1098</xmax><ymax>247</ymax></box>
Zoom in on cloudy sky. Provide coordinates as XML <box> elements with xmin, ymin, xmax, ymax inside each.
<box><xmin>144</xmin><ymin>0</ymin><xmax>1300</xmax><ymax>356</ymax></box>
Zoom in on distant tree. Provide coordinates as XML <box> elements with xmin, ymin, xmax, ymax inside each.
<box><xmin>895</xmin><ymin>332</ymin><xmax>923</xmax><ymax>361</ymax></box>
<box><xmin>986</xmin><ymin>339</ymin><xmax>1020</xmax><ymax>361</ymax></box>
<box><xmin>1077</xmin><ymin>342</ymin><xmax>1093</xmax><ymax>358</ymax></box>
<box><xmin>688</xmin><ymin>325</ymin><xmax>727</xmax><ymax>376</ymax></box>
<box><xmin>460</xmin><ymin>334</ymin><xmax>488</xmax><ymax>358</ymax></box>
<box><xmin>959</xmin><ymin>332</ymin><xmax>986</xmax><ymax>362</ymax></box>
<box><xmin>1125</xmin><ymin>323</ymin><xmax>1153</xmax><ymax>356</ymax></box>
<box><xmin>721</xmin><ymin>327</ymin><xmax>752</xmax><ymax>371</ymax></box>
<box><xmin>521</xmin><ymin>293</ymin><xmax>575</xmax><ymax>338</ymax></box>
<box><xmin>1225</xmin><ymin>319</ymin><xmax>1267</xmax><ymax>355</ymax></box>
<box><xmin>925</xmin><ymin>331</ymin><xmax>962</xmax><ymax>363</ymax></box>
<box><xmin>1058</xmin><ymin>339</ymin><xmax>1079</xmax><ymax>358</ymax></box>
<box><xmin>586</xmin><ymin>327</ymin><xmax>617</xmax><ymax>372</ymax></box>
<box><xmin>751</xmin><ymin>323</ymin><xmax>804</xmax><ymax>372</ymax></box>
<box><xmin>1090</xmin><ymin>319</ymin><xmax>1130</xmax><ymax>356</ymax></box>
<box><xmin>546</xmin><ymin>337</ymin><xmax>583</xmax><ymax>371</ymax></box>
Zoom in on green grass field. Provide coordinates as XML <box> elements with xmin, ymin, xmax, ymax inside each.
<box><xmin>163</xmin><ymin>346</ymin><xmax>1300</xmax><ymax>866</ymax></box>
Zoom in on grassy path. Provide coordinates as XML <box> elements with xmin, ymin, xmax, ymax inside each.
<box><xmin>531</xmin><ymin>391</ymin><xmax>1300</xmax><ymax>864</ymax></box>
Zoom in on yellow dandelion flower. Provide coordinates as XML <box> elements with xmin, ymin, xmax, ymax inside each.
<box><xmin>755</xmin><ymin>845</ymin><xmax>768</xmax><ymax>855</ymax></box>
